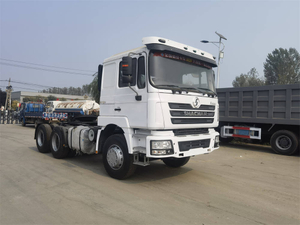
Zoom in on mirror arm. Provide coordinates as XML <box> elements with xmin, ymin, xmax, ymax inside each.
<box><xmin>128</xmin><ymin>83</ymin><xmax>138</xmax><ymax>95</ymax></box>
<box><xmin>128</xmin><ymin>83</ymin><xmax>142</xmax><ymax>101</ymax></box>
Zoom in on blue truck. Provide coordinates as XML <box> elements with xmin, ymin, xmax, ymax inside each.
<box><xmin>19</xmin><ymin>102</ymin><xmax>45</xmax><ymax>126</ymax></box>
<box><xmin>19</xmin><ymin>100</ymin><xmax>100</xmax><ymax>126</ymax></box>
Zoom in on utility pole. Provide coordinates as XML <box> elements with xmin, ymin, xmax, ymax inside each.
<box><xmin>5</xmin><ymin>78</ymin><xmax>13</xmax><ymax>110</ymax></box>
<box><xmin>201</xmin><ymin>32</ymin><xmax>227</xmax><ymax>88</ymax></box>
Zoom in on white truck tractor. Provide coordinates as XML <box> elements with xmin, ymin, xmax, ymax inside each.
<box><xmin>34</xmin><ymin>37</ymin><xmax>220</xmax><ymax>179</ymax></box>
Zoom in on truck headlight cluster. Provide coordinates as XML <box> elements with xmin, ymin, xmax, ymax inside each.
<box><xmin>151</xmin><ymin>140</ymin><xmax>174</xmax><ymax>155</ymax></box>
<box><xmin>214</xmin><ymin>135</ymin><xmax>220</xmax><ymax>148</ymax></box>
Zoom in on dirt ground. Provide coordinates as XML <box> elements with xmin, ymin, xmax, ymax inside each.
<box><xmin>1</xmin><ymin>124</ymin><xmax>299</xmax><ymax>225</ymax></box>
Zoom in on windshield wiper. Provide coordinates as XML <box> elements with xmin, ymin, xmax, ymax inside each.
<box><xmin>197</xmin><ymin>87</ymin><xmax>217</xmax><ymax>95</ymax></box>
<box><xmin>155</xmin><ymin>85</ymin><xmax>183</xmax><ymax>94</ymax></box>
<box><xmin>179</xmin><ymin>87</ymin><xmax>203</xmax><ymax>94</ymax></box>
<box><xmin>155</xmin><ymin>85</ymin><xmax>180</xmax><ymax>88</ymax></box>
<box><xmin>179</xmin><ymin>87</ymin><xmax>217</xmax><ymax>96</ymax></box>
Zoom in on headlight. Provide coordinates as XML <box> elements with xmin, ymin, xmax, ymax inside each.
<box><xmin>152</xmin><ymin>140</ymin><xmax>172</xmax><ymax>149</ymax></box>
<box><xmin>214</xmin><ymin>135</ymin><xmax>220</xmax><ymax>147</ymax></box>
<box><xmin>151</xmin><ymin>140</ymin><xmax>174</xmax><ymax>155</ymax></box>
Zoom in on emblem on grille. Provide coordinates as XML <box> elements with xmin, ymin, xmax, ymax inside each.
<box><xmin>192</xmin><ymin>97</ymin><xmax>200</xmax><ymax>108</ymax></box>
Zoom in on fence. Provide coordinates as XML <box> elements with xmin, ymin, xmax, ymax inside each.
<box><xmin>0</xmin><ymin>111</ymin><xmax>20</xmax><ymax>124</ymax></box>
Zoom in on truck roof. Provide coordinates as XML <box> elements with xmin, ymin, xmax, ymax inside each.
<box><xmin>103</xmin><ymin>36</ymin><xmax>216</xmax><ymax>64</ymax></box>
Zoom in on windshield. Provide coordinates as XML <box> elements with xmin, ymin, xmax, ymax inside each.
<box><xmin>149</xmin><ymin>51</ymin><xmax>216</xmax><ymax>94</ymax></box>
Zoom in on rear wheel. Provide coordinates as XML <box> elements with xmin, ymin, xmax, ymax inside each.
<box><xmin>36</xmin><ymin>124</ymin><xmax>52</xmax><ymax>153</ymax></box>
<box><xmin>162</xmin><ymin>157</ymin><xmax>190</xmax><ymax>168</ymax></box>
<box><xmin>270</xmin><ymin>130</ymin><xmax>298</xmax><ymax>155</ymax></box>
<box><xmin>103</xmin><ymin>134</ymin><xmax>136</xmax><ymax>179</ymax></box>
<box><xmin>50</xmin><ymin>127</ymin><xmax>70</xmax><ymax>159</ymax></box>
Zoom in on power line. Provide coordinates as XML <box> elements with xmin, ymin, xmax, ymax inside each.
<box><xmin>0</xmin><ymin>80</ymin><xmax>54</xmax><ymax>88</ymax></box>
<box><xmin>0</xmin><ymin>58</ymin><xmax>96</xmax><ymax>73</ymax></box>
<box><xmin>0</xmin><ymin>85</ymin><xmax>42</xmax><ymax>91</ymax></box>
<box><xmin>0</xmin><ymin>62</ymin><xmax>94</xmax><ymax>76</ymax></box>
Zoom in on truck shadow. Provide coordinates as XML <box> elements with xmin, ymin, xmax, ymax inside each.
<box><xmin>220</xmin><ymin>142</ymin><xmax>300</xmax><ymax>157</ymax></box>
<box><xmin>28</xmin><ymin>146</ymin><xmax>193</xmax><ymax>183</ymax></box>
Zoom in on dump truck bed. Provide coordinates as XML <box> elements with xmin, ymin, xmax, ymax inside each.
<box><xmin>217</xmin><ymin>84</ymin><xmax>300</xmax><ymax>125</ymax></box>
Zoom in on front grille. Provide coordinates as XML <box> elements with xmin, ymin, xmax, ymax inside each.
<box><xmin>171</xmin><ymin>118</ymin><xmax>214</xmax><ymax>124</ymax></box>
<box><xmin>169</xmin><ymin>103</ymin><xmax>215</xmax><ymax>110</ymax></box>
<box><xmin>170</xmin><ymin>110</ymin><xmax>214</xmax><ymax>117</ymax></box>
<box><xmin>179</xmin><ymin>139</ymin><xmax>211</xmax><ymax>152</ymax></box>
<box><xmin>173</xmin><ymin>128</ymin><xmax>209</xmax><ymax>136</ymax></box>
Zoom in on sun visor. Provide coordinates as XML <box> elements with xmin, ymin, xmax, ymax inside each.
<box><xmin>145</xmin><ymin>43</ymin><xmax>218</xmax><ymax>68</ymax></box>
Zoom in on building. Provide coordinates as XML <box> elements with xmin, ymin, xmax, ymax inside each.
<box><xmin>11</xmin><ymin>91</ymin><xmax>91</xmax><ymax>103</ymax></box>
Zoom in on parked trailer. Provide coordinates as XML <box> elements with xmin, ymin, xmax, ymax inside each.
<box><xmin>34</xmin><ymin>36</ymin><xmax>220</xmax><ymax>179</ymax></box>
<box><xmin>19</xmin><ymin>100</ymin><xmax>100</xmax><ymax>126</ymax></box>
<box><xmin>217</xmin><ymin>84</ymin><xmax>300</xmax><ymax>155</ymax></box>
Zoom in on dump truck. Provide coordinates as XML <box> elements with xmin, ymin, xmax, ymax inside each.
<box><xmin>34</xmin><ymin>36</ymin><xmax>220</xmax><ymax>179</ymax></box>
<box><xmin>217</xmin><ymin>84</ymin><xmax>300</xmax><ymax>155</ymax></box>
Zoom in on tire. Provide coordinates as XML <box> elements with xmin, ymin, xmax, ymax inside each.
<box><xmin>162</xmin><ymin>157</ymin><xmax>190</xmax><ymax>168</ymax></box>
<box><xmin>103</xmin><ymin>134</ymin><xmax>136</xmax><ymax>179</ymax></box>
<box><xmin>220</xmin><ymin>137</ymin><xmax>234</xmax><ymax>144</ymax></box>
<box><xmin>50</xmin><ymin>127</ymin><xmax>70</xmax><ymax>159</ymax></box>
<box><xmin>270</xmin><ymin>130</ymin><xmax>299</xmax><ymax>155</ymax></box>
<box><xmin>36</xmin><ymin>124</ymin><xmax>52</xmax><ymax>153</ymax></box>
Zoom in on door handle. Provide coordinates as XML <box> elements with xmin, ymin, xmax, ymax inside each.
<box><xmin>114</xmin><ymin>107</ymin><xmax>121</xmax><ymax>112</ymax></box>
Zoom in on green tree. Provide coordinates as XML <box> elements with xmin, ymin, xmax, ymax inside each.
<box><xmin>0</xmin><ymin>89</ymin><xmax>6</xmax><ymax>107</ymax></box>
<box><xmin>11</xmin><ymin>100</ymin><xmax>20</xmax><ymax>110</ymax></box>
<box><xmin>232</xmin><ymin>68</ymin><xmax>265</xmax><ymax>87</ymax></box>
<box><xmin>47</xmin><ymin>95</ymin><xmax>58</xmax><ymax>101</ymax></box>
<box><xmin>88</xmin><ymin>74</ymin><xmax>100</xmax><ymax>103</ymax></box>
<box><xmin>264</xmin><ymin>48</ymin><xmax>300</xmax><ymax>85</ymax></box>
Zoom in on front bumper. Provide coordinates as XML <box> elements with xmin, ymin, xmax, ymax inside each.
<box><xmin>145</xmin><ymin>130</ymin><xmax>219</xmax><ymax>158</ymax></box>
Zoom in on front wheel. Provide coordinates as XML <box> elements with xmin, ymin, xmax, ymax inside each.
<box><xmin>103</xmin><ymin>134</ymin><xmax>136</xmax><ymax>179</ymax></box>
<box><xmin>162</xmin><ymin>157</ymin><xmax>190</xmax><ymax>168</ymax></box>
<box><xmin>270</xmin><ymin>130</ymin><xmax>299</xmax><ymax>155</ymax></box>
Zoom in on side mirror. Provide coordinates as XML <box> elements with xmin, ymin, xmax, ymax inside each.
<box><xmin>122</xmin><ymin>75</ymin><xmax>132</xmax><ymax>84</ymax></box>
<box><xmin>121</xmin><ymin>57</ymin><xmax>132</xmax><ymax>76</ymax></box>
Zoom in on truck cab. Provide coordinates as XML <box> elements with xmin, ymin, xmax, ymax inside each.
<box><xmin>97</xmin><ymin>37</ymin><xmax>219</xmax><ymax>174</ymax></box>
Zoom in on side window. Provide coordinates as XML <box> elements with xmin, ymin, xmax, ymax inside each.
<box><xmin>137</xmin><ymin>56</ymin><xmax>146</xmax><ymax>89</ymax></box>
<box><xmin>119</xmin><ymin>58</ymin><xmax>137</xmax><ymax>88</ymax></box>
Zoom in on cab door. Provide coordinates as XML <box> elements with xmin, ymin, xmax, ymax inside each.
<box><xmin>114</xmin><ymin>54</ymin><xmax>148</xmax><ymax>128</ymax></box>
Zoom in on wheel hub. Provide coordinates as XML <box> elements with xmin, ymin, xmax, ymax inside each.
<box><xmin>107</xmin><ymin>144</ymin><xmax>124</xmax><ymax>170</ymax></box>
<box><xmin>276</xmin><ymin>135</ymin><xmax>292</xmax><ymax>151</ymax></box>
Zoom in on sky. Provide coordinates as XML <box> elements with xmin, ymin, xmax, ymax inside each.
<box><xmin>0</xmin><ymin>0</ymin><xmax>299</xmax><ymax>93</ymax></box>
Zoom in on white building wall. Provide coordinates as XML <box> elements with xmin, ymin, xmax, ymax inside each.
<box><xmin>11</xmin><ymin>91</ymin><xmax>91</xmax><ymax>102</ymax></box>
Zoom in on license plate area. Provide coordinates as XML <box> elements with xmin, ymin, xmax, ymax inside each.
<box><xmin>235</xmin><ymin>129</ymin><xmax>250</xmax><ymax>136</ymax></box>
